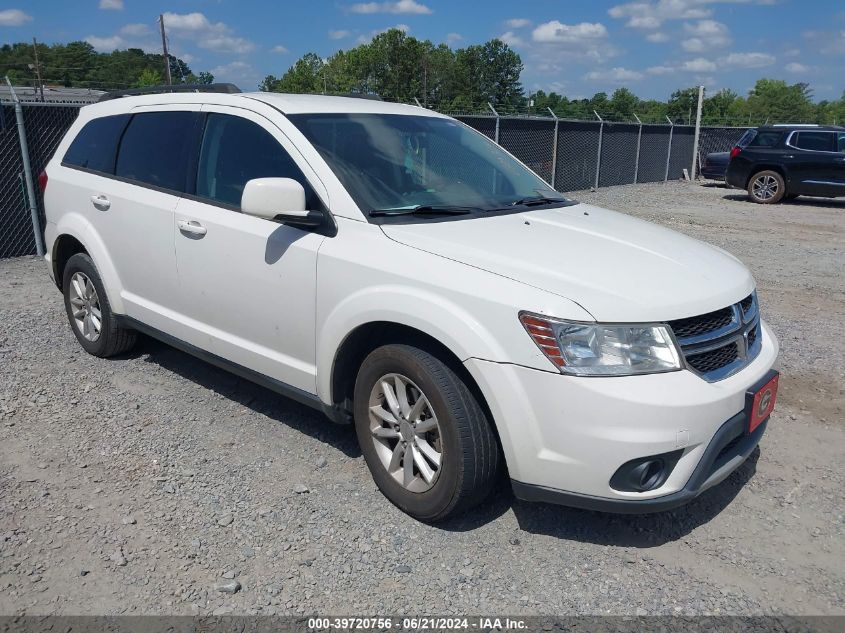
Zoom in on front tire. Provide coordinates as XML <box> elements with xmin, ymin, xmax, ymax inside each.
<box><xmin>747</xmin><ymin>170</ymin><xmax>786</xmax><ymax>204</ymax></box>
<box><xmin>353</xmin><ymin>344</ymin><xmax>500</xmax><ymax>522</ymax></box>
<box><xmin>62</xmin><ymin>253</ymin><xmax>136</xmax><ymax>357</ymax></box>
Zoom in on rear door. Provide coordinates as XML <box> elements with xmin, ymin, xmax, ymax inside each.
<box><xmin>787</xmin><ymin>131</ymin><xmax>840</xmax><ymax>196</ymax></box>
<box><xmin>172</xmin><ymin>105</ymin><xmax>328</xmax><ymax>392</ymax></box>
<box><xmin>100</xmin><ymin>105</ymin><xmax>202</xmax><ymax>330</ymax></box>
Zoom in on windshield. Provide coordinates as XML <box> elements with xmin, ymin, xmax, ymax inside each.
<box><xmin>288</xmin><ymin>113</ymin><xmax>566</xmax><ymax>218</ymax></box>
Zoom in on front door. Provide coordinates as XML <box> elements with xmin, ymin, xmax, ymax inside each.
<box><xmin>172</xmin><ymin>106</ymin><xmax>329</xmax><ymax>393</ymax></box>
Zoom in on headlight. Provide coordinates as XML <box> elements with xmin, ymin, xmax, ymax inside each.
<box><xmin>519</xmin><ymin>312</ymin><xmax>682</xmax><ymax>376</ymax></box>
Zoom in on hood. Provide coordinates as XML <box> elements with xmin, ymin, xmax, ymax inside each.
<box><xmin>380</xmin><ymin>203</ymin><xmax>754</xmax><ymax>322</ymax></box>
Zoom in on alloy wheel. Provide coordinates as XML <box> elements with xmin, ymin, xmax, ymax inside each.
<box><xmin>752</xmin><ymin>174</ymin><xmax>778</xmax><ymax>201</ymax></box>
<box><xmin>368</xmin><ymin>373</ymin><xmax>443</xmax><ymax>493</ymax></box>
<box><xmin>69</xmin><ymin>272</ymin><xmax>102</xmax><ymax>342</ymax></box>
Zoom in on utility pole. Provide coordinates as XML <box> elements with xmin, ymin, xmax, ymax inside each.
<box><xmin>159</xmin><ymin>14</ymin><xmax>172</xmax><ymax>86</ymax></box>
<box><xmin>31</xmin><ymin>38</ymin><xmax>44</xmax><ymax>102</ymax></box>
<box><xmin>690</xmin><ymin>85</ymin><xmax>705</xmax><ymax>181</ymax></box>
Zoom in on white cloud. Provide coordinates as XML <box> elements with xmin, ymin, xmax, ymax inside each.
<box><xmin>682</xmin><ymin>19</ymin><xmax>731</xmax><ymax>52</ymax></box>
<box><xmin>584</xmin><ymin>67</ymin><xmax>645</xmax><ymax>82</ymax></box>
<box><xmin>803</xmin><ymin>29</ymin><xmax>845</xmax><ymax>56</ymax></box>
<box><xmin>646</xmin><ymin>64</ymin><xmax>676</xmax><ymax>74</ymax></box>
<box><xmin>119</xmin><ymin>23</ymin><xmax>151</xmax><ymax>37</ymax></box>
<box><xmin>163</xmin><ymin>12</ymin><xmax>255</xmax><ymax>54</ymax></box>
<box><xmin>646</xmin><ymin>31</ymin><xmax>670</xmax><ymax>42</ymax></box>
<box><xmin>499</xmin><ymin>31</ymin><xmax>524</xmax><ymax>47</ymax></box>
<box><xmin>446</xmin><ymin>32</ymin><xmax>463</xmax><ymax>43</ymax></box>
<box><xmin>720</xmin><ymin>51</ymin><xmax>775</xmax><ymax>68</ymax></box>
<box><xmin>349</xmin><ymin>0</ymin><xmax>432</xmax><ymax>14</ymax></box>
<box><xmin>526</xmin><ymin>20</ymin><xmax>618</xmax><ymax>73</ymax></box>
<box><xmin>271</xmin><ymin>45</ymin><xmax>289</xmax><ymax>54</ymax></box>
<box><xmin>210</xmin><ymin>60</ymin><xmax>259</xmax><ymax>86</ymax></box>
<box><xmin>609</xmin><ymin>1</ymin><xmax>775</xmax><ymax>30</ymax></box>
<box><xmin>99</xmin><ymin>0</ymin><xmax>124</xmax><ymax>10</ymax></box>
<box><xmin>85</xmin><ymin>35</ymin><xmax>125</xmax><ymax>51</ymax></box>
<box><xmin>505</xmin><ymin>18</ymin><xmax>531</xmax><ymax>29</ymax></box>
<box><xmin>532</xmin><ymin>21</ymin><xmax>608</xmax><ymax>44</ymax></box>
<box><xmin>0</xmin><ymin>8</ymin><xmax>32</xmax><ymax>26</ymax></box>
<box><xmin>785</xmin><ymin>62</ymin><xmax>810</xmax><ymax>73</ymax></box>
<box><xmin>681</xmin><ymin>57</ymin><xmax>718</xmax><ymax>72</ymax></box>
<box><xmin>329</xmin><ymin>29</ymin><xmax>352</xmax><ymax>39</ymax></box>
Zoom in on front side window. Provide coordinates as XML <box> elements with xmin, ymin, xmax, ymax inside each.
<box><xmin>195</xmin><ymin>113</ymin><xmax>315</xmax><ymax>209</ymax></box>
<box><xmin>115</xmin><ymin>111</ymin><xmax>199</xmax><ymax>192</ymax></box>
<box><xmin>63</xmin><ymin>114</ymin><xmax>130</xmax><ymax>174</ymax></box>
<box><xmin>837</xmin><ymin>133</ymin><xmax>845</xmax><ymax>153</ymax></box>
<box><xmin>793</xmin><ymin>131</ymin><xmax>834</xmax><ymax>152</ymax></box>
<box><xmin>288</xmin><ymin>113</ymin><xmax>564</xmax><ymax>218</ymax></box>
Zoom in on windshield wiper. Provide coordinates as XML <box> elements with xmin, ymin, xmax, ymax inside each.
<box><xmin>507</xmin><ymin>196</ymin><xmax>568</xmax><ymax>207</ymax></box>
<box><xmin>369</xmin><ymin>205</ymin><xmax>476</xmax><ymax>217</ymax></box>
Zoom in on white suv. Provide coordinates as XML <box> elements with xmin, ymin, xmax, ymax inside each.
<box><xmin>42</xmin><ymin>89</ymin><xmax>780</xmax><ymax>521</ymax></box>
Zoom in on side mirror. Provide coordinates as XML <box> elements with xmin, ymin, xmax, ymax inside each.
<box><xmin>241</xmin><ymin>177</ymin><xmax>310</xmax><ymax>221</ymax></box>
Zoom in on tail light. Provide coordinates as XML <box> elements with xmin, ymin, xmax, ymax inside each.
<box><xmin>37</xmin><ymin>170</ymin><xmax>48</xmax><ymax>193</ymax></box>
<box><xmin>730</xmin><ymin>146</ymin><xmax>742</xmax><ymax>159</ymax></box>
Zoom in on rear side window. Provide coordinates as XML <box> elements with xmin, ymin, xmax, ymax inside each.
<box><xmin>748</xmin><ymin>131</ymin><xmax>782</xmax><ymax>148</ymax></box>
<box><xmin>195</xmin><ymin>113</ymin><xmax>316</xmax><ymax>208</ymax></box>
<box><xmin>115</xmin><ymin>111</ymin><xmax>199</xmax><ymax>192</ymax></box>
<box><xmin>62</xmin><ymin>114</ymin><xmax>130</xmax><ymax>174</ymax></box>
<box><xmin>736</xmin><ymin>129</ymin><xmax>756</xmax><ymax>148</ymax></box>
<box><xmin>793</xmin><ymin>131</ymin><xmax>834</xmax><ymax>152</ymax></box>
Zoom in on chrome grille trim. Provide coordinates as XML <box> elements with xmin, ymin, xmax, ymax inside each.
<box><xmin>668</xmin><ymin>292</ymin><xmax>761</xmax><ymax>382</ymax></box>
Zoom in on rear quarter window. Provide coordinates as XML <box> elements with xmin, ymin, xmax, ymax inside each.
<box><xmin>748</xmin><ymin>131</ymin><xmax>782</xmax><ymax>148</ymax></box>
<box><xmin>62</xmin><ymin>114</ymin><xmax>130</xmax><ymax>174</ymax></box>
<box><xmin>115</xmin><ymin>111</ymin><xmax>200</xmax><ymax>193</ymax></box>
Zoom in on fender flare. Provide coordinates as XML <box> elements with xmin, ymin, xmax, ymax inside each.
<box><xmin>54</xmin><ymin>213</ymin><xmax>126</xmax><ymax>314</ymax></box>
<box><xmin>316</xmin><ymin>284</ymin><xmax>509</xmax><ymax>404</ymax></box>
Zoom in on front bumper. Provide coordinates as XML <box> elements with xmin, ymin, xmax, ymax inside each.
<box><xmin>464</xmin><ymin>320</ymin><xmax>778</xmax><ymax>512</ymax></box>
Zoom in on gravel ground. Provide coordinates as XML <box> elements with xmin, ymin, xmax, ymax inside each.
<box><xmin>0</xmin><ymin>181</ymin><xmax>842</xmax><ymax>617</ymax></box>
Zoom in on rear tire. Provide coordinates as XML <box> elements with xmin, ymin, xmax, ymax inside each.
<box><xmin>353</xmin><ymin>344</ymin><xmax>500</xmax><ymax>522</ymax></box>
<box><xmin>747</xmin><ymin>170</ymin><xmax>785</xmax><ymax>204</ymax></box>
<box><xmin>62</xmin><ymin>253</ymin><xmax>136</xmax><ymax>358</ymax></box>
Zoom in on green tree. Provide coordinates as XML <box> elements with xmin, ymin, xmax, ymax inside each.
<box><xmin>135</xmin><ymin>67</ymin><xmax>162</xmax><ymax>87</ymax></box>
<box><xmin>608</xmin><ymin>87</ymin><xmax>639</xmax><ymax>120</ymax></box>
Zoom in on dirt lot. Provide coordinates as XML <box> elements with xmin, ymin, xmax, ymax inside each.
<box><xmin>0</xmin><ymin>181</ymin><xmax>843</xmax><ymax>616</ymax></box>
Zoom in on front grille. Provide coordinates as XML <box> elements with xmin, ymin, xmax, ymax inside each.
<box><xmin>668</xmin><ymin>292</ymin><xmax>761</xmax><ymax>382</ymax></box>
<box><xmin>686</xmin><ymin>342</ymin><xmax>739</xmax><ymax>373</ymax></box>
<box><xmin>668</xmin><ymin>307</ymin><xmax>734</xmax><ymax>340</ymax></box>
<box><xmin>747</xmin><ymin>324</ymin><xmax>758</xmax><ymax>348</ymax></box>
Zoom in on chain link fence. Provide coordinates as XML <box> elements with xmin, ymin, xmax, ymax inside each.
<box><xmin>455</xmin><ymin>114</ymin><xmax>747</xmax><ymax>191</ymax></box>
<box><xmin>0</xmin><ymin>99</ymin><xmax>748</xmax><ymax>260</ymax></box>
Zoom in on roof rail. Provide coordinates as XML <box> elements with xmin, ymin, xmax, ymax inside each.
<box><xmin>770</xmin><ymin>123</ymin><xmax>819</xmax><ymax>128</ymax></box>
<box><xmin>98</xmin><ymin>83</ymin><xmax>241</xmax><ymax>102</ymax></box>
<box><xmin>333</xmin><ymin>92</ymin><xmax>382</xmax><ymax>101</ymax></box>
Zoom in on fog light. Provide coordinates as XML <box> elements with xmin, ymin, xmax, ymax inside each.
<box><xmin>610</xmin><ymin>450</ymin><xmax>683</xmax><ymax>492</ymax></box>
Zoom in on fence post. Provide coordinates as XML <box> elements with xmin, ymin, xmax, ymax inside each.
<box><xmin>488</xmin><ymin>102</ymin><xmax>500</xmax><ymax>144</ymax></box>
<box><xmin>690</xmin><ymin>85</ymin><xmax>704</xmax><ymax>180</ymax></box>
<box><xmin>5</xmin><ymin>77</ymin><xmax>45</xmax><ymax>257</ymax></box>
<box><xmin>664</xmin><ymin>115</ymin><xmax>674</xmax><ymax>183</ymax></box>
<box><xmin>633</xmin><ymin>113</ymin><xmax>642</xmax><ymax>184</ymax></box>
<box><xmin>593</xmin><ymin>110</ymin><xmax>603</xmax><ymax>190</ymax></box>
<box><xmin>547</xmin><ymin>107</ymin><xmax>559</xmax><ymax>188</ymax></box>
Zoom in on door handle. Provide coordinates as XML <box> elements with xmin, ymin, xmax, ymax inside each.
<box><xmin>178</xmin><ymin>219</ymin><xmax>207</xmax><ymax>237</ymax></box>
<box><xmin>782</xmin><ymin>155</ymin><xmax>794</xmax><ymax>159</ymax></box>
<box><xmin>90</xmin><ymin>194</ymin><xmax>110</xmax><ymax>210</ymax></box>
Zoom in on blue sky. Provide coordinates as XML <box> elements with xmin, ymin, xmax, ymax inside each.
<box><xmin>1</xmin><ymin>0</ymin><xmax>843</xmax><ymax>100</ymax></box>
